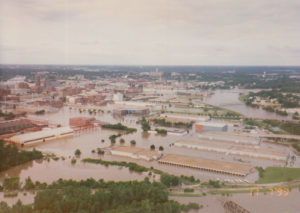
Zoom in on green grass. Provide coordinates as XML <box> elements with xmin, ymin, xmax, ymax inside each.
<box><xmin>221</xmin><ymin>184</ymin><xmax>256</xmax><ymax>188</ymax></box>
<box><xmin>257</xmin><ymin>167</ymin><xmax>300</xmax><ymax>184</ymax></box>
<box><xmin>82</xmin><ymin>158</ymin><xmax>148</xmax><ymax>173</ymax></box>
<box><xmin>4</xmin><ymin>192</ymin><xmax>18</xmax><ymax>197</ymax></box>
<box><xmin>208</xmin><ymin>189</ymin><xmax>250</xmax><ymax>195</ymax></box>
<box><xmin>209</xmin><ymin>188</ymin><xmax>277</xmax><ymax>195</ymax></box>
<box><xmin>292</xmin><ymin>143</ymin><xmax>300</xmax><ymax>156</ymax></box>
<box><xmin>171</xmin><ymin>184</ymin><xmax>300</xmax><ymax>197</ymax></box>
<box><xmin>169</xmin><ymin>193</ymin><xmax>204</xmax><ymax>197</ymax></box>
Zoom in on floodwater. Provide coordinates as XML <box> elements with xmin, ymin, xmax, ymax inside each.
<box><xmin>0</xmin><ymin>159</ymin><xmax>147</xmax><ymax>184</ymax></box>
<box><xmin>0</xmin><ymin>106</ymin><xmax>298</xmax><ymax>210</ymax></box>
<box><xmin>205</xmin><ymin>89</ymin><xmax>292</xmax><ymax>120</ymax></box>
<box><xmin>0</xmin><ymin>191</ymin><xmax>35</xmax><ymax>206</ymax></box>
<box><xmin>0</xmin><ymin>105</ymin><xmax>290</xmax><ymax>186</ymax></box>
<box><xmin>171</xmin><ymin>189</ymin><xmax>300</xmax><ymax>213</ymax></box>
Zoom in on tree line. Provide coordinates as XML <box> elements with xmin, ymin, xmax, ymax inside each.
<box><xmin>0</xmin><ymin>140</ymin><xmax>43</xmax><ymax>172</ymax></box>
<box><xmin>0</xmin><ymin>178</ymin><xmax>200</xmax><ymax>213</ymax></box>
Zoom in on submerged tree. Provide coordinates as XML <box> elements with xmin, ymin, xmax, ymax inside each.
<box><xmin>150</xmin><ymin>144</ymin><xmax>155</xmax><ymax>150</ymax></box>
<box><xmin>141</xmin><ymin>117</ymin><xmax>151</xmax><ymax>132</ymax></box>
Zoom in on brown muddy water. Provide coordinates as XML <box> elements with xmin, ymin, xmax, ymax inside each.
<box><xmin>205</xmin><ymin>89</ymin><xmax>293</xmax><ymax>120</ymax></box>
<box><xmin>0</xmin><ymin>106</ymin><xmax>288</xmax><ymax>185</ymax></box>
<box><xmin>0</xmin><ymin>107</ymin><xmax>299</xmax><ymax>210</ymax></box>
<box><xmin>171</xmin><ymin>189</ymin><xmax>300</xmax><ymax>213</ymax></box>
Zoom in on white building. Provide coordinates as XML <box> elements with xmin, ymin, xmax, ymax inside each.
<box><xmin>113</xmin><ymin>93</ymin><xmax>124</xmax><ymax>102</ymax></box>
<box><xmin>195</xmin><ymin>122</ymin><xmax>228</xmax><ymax>132</ymax></box>
<box><xmin>174</xmin><ymin>139</ymin><xmax>289</xmax><ymax>161</ymax></box>
<box><xmin>9</xmin><ymin>127</ymin><xmax>74</xmax><ymax>146</ymax></box>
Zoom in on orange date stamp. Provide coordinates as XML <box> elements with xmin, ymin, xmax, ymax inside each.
<box><xmin>249</xmin><ymin>187</ymin><xmax>290</xmax><ymax>196</ymax></box>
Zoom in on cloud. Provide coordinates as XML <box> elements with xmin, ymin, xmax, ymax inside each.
<box><xmin>0</xmin><ymin>0</ymin><xmax>300</xmax><ymax>65</ymax></box>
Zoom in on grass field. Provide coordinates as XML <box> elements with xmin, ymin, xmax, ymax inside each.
<box><xmin>169</xmin><ymin>193</ymin><xmax>205</xmax><ymax>197</ymax></box>
<box><xmin>257</xmin><ymin>167</ymin><xmax>300</xmax><ymax>184</ymax></box>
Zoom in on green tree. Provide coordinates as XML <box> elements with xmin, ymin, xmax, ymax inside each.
<box><xmin>141</xmin><ymin>117</ymin><xmax>151</xmax><ymax>132</ymax></box>
<box><xmin>75</xmin><ymin>149</ymin><xmax>81</xmax><ymax>156</ymax></box>
<box><xmin>23</xmin><ymin>177</ymin><xmax>35</xmax><ymax>190</ymax></box>
<box><xmin>71</xmin><ymin>158</ymin><xmax>76</xmax><ymax>164</ymax></box>
<box><xmin>97</xmin><ymin>149</ymin><xmax>105</xmax><ymax>155</ymax></box>
<box><xmin>150</xmin><ymin>144</ymin><xmax>155</xmax><ymax>150</ymax></box>
<box><xmin>0</xmin><ymin>141</ymin><xmax>43</xmax><ymax>172</ymax></box>
<box><xmin>3</xmin><ymin>177</ymin><xmax>20</xmax><ymax>190</ymax></box>
<box><xmin>160</xmin><ymin>174</ymin><xmax>181</xmax><ymax>187</ymax></box>
<box><xmin>130</xmin><ymin>140</ymin><xmax>136</xmax><ymax>146</ymax></box>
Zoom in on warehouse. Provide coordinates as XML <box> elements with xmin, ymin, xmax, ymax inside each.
<box><xmin>110</xmin><ymin>146</ymin><xmax>162</xmax><ymax>161</ymax></box>
<box><xmin>197</xmin><ymin>134</ymin><xmax>259</xmax><ymax>145</ymax></box>
<box><xmin>151</xmin><ymin>116</ymin><xmax>193</xmax><ymax>129</ymax></box>
<box><xmin>8</xmin><ymin>127</ymin><xmax>74</xmax><ymax>146</ymax></box>
<box><xmin>69</xmin><ymin>117</ymin><xmax>95</xmax><ymax>128</ymax></box>
<box><xmin>174</xmin><ymin>139</ymin><xmax>289</xmax><ymax>161</ymax></box>
<box><xmin>159</xmin><ymin>113</ymin><xmax>210</xmax><ymax>122</ymax></box>
<box><xmin>195</xmin><ymin>122</ymin><xmax>228</xmax><ymax>132</ymax></box>
<box><xmin>158</xmin><ymin>154</ymin><xmax>253</xmax><ymax>176</ymax></box>
<box><xmin>0</xmin><ymin>118</ymin><xmax>39</xmax><ymax>135</ymax></box>
<box><xmin>154</xmin><ymin>116</ymin><xmax>194</xmax><ymax>125</ymax></box>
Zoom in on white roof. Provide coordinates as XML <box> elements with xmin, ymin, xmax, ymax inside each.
<box><xmin>9</xmin><ymin>127</ymin><xmax>73</xmax><ymax>144</ymax></box>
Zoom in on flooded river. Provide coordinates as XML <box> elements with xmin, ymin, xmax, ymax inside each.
<box><xmin>205</xmin><ymin>89</ymin><xmax>292</xmax><ymax>120</ymax></box>
<box><xmin>171</xmin><ymin>189</ymin><xmax>300</xmax><ymax>213</ymax></box>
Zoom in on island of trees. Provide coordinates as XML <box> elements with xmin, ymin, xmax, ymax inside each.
<box><xmin>102</xmin><ymin>123</ymin><xmax>137</xmax><ymax>134</ymax></box>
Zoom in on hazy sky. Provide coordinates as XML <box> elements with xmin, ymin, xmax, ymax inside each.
<box><xmin>0</xmin><ymin>0</ymin><xmax>299</xmax><ymax>65</ymax></box>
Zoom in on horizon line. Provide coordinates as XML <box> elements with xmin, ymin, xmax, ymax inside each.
<box><xmin>1</xmin><ymin>63</ymin><xmax>300</xmax><ymax>67</ymax></box>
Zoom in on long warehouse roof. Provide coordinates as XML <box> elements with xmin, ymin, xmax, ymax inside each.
<box><xmin>159</xmin><ymin>154</ymin><xmax>252</xmax><ymax>176</ymax></box>
<box><xmin>9</xmin><ymin>127</ymin><xmax>74</xmax><ymax>144</ymax></box>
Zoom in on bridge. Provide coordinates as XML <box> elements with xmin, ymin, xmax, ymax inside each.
<box><xmin>223</xmin><ymin>200</ymin><xmax>250</xmax><ymax>213</ymax></box>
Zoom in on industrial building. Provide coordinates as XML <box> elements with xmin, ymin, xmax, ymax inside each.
<box><xmin>0</xmin><ymin>118</ymin><xmax>41</xmax><ymax>135</ymax></box>
<box><xmin>160</xmin><ymin>113</ymin><xmax>210</xmax><ymax>122</ymax></box>
<box><xmin>69</xmin><ymin>117</ymin><xmax>96</xmax><ymax>128</ymax></box>
<box><xmin>158</xmin><ymin>154</ymin><xmax>253</xmax><ymax>176</ymax></box>
<box><xmin>197</xmin><ymin>134</ymin><xmax>260</xmax><ymax>145</ymax></box>
<box><xmin>113</xmin><ymin>93</ymin><xmax>124</xmax><ymax>102</ymax></box>
<box><xmin>149</xmin><ymin>127</ymin><xmax>188</xmax><ymax>136</ymax></box>
<box><xmin>195</xmin><ymin>122</ymin><xmax>228</xmax><ymax>133</ymax></box>
<box><xmin>174</xmin><ymin>138</ymin><xmax>289</xmax><ymax>161</ymax></box>
<box><xmin>8</xmin><ymin>127</ymin><xmax>74</xmax><ymax>146</ymax></box>
<box><xmin>152</xmin><ymin>116</ymin><xmax>194</xmax><ymax>125</ymax></box>
<box><xmin>110</xmin><ymin>146</ymin><xmax>162</xmax><ymax>161</ymax></box>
